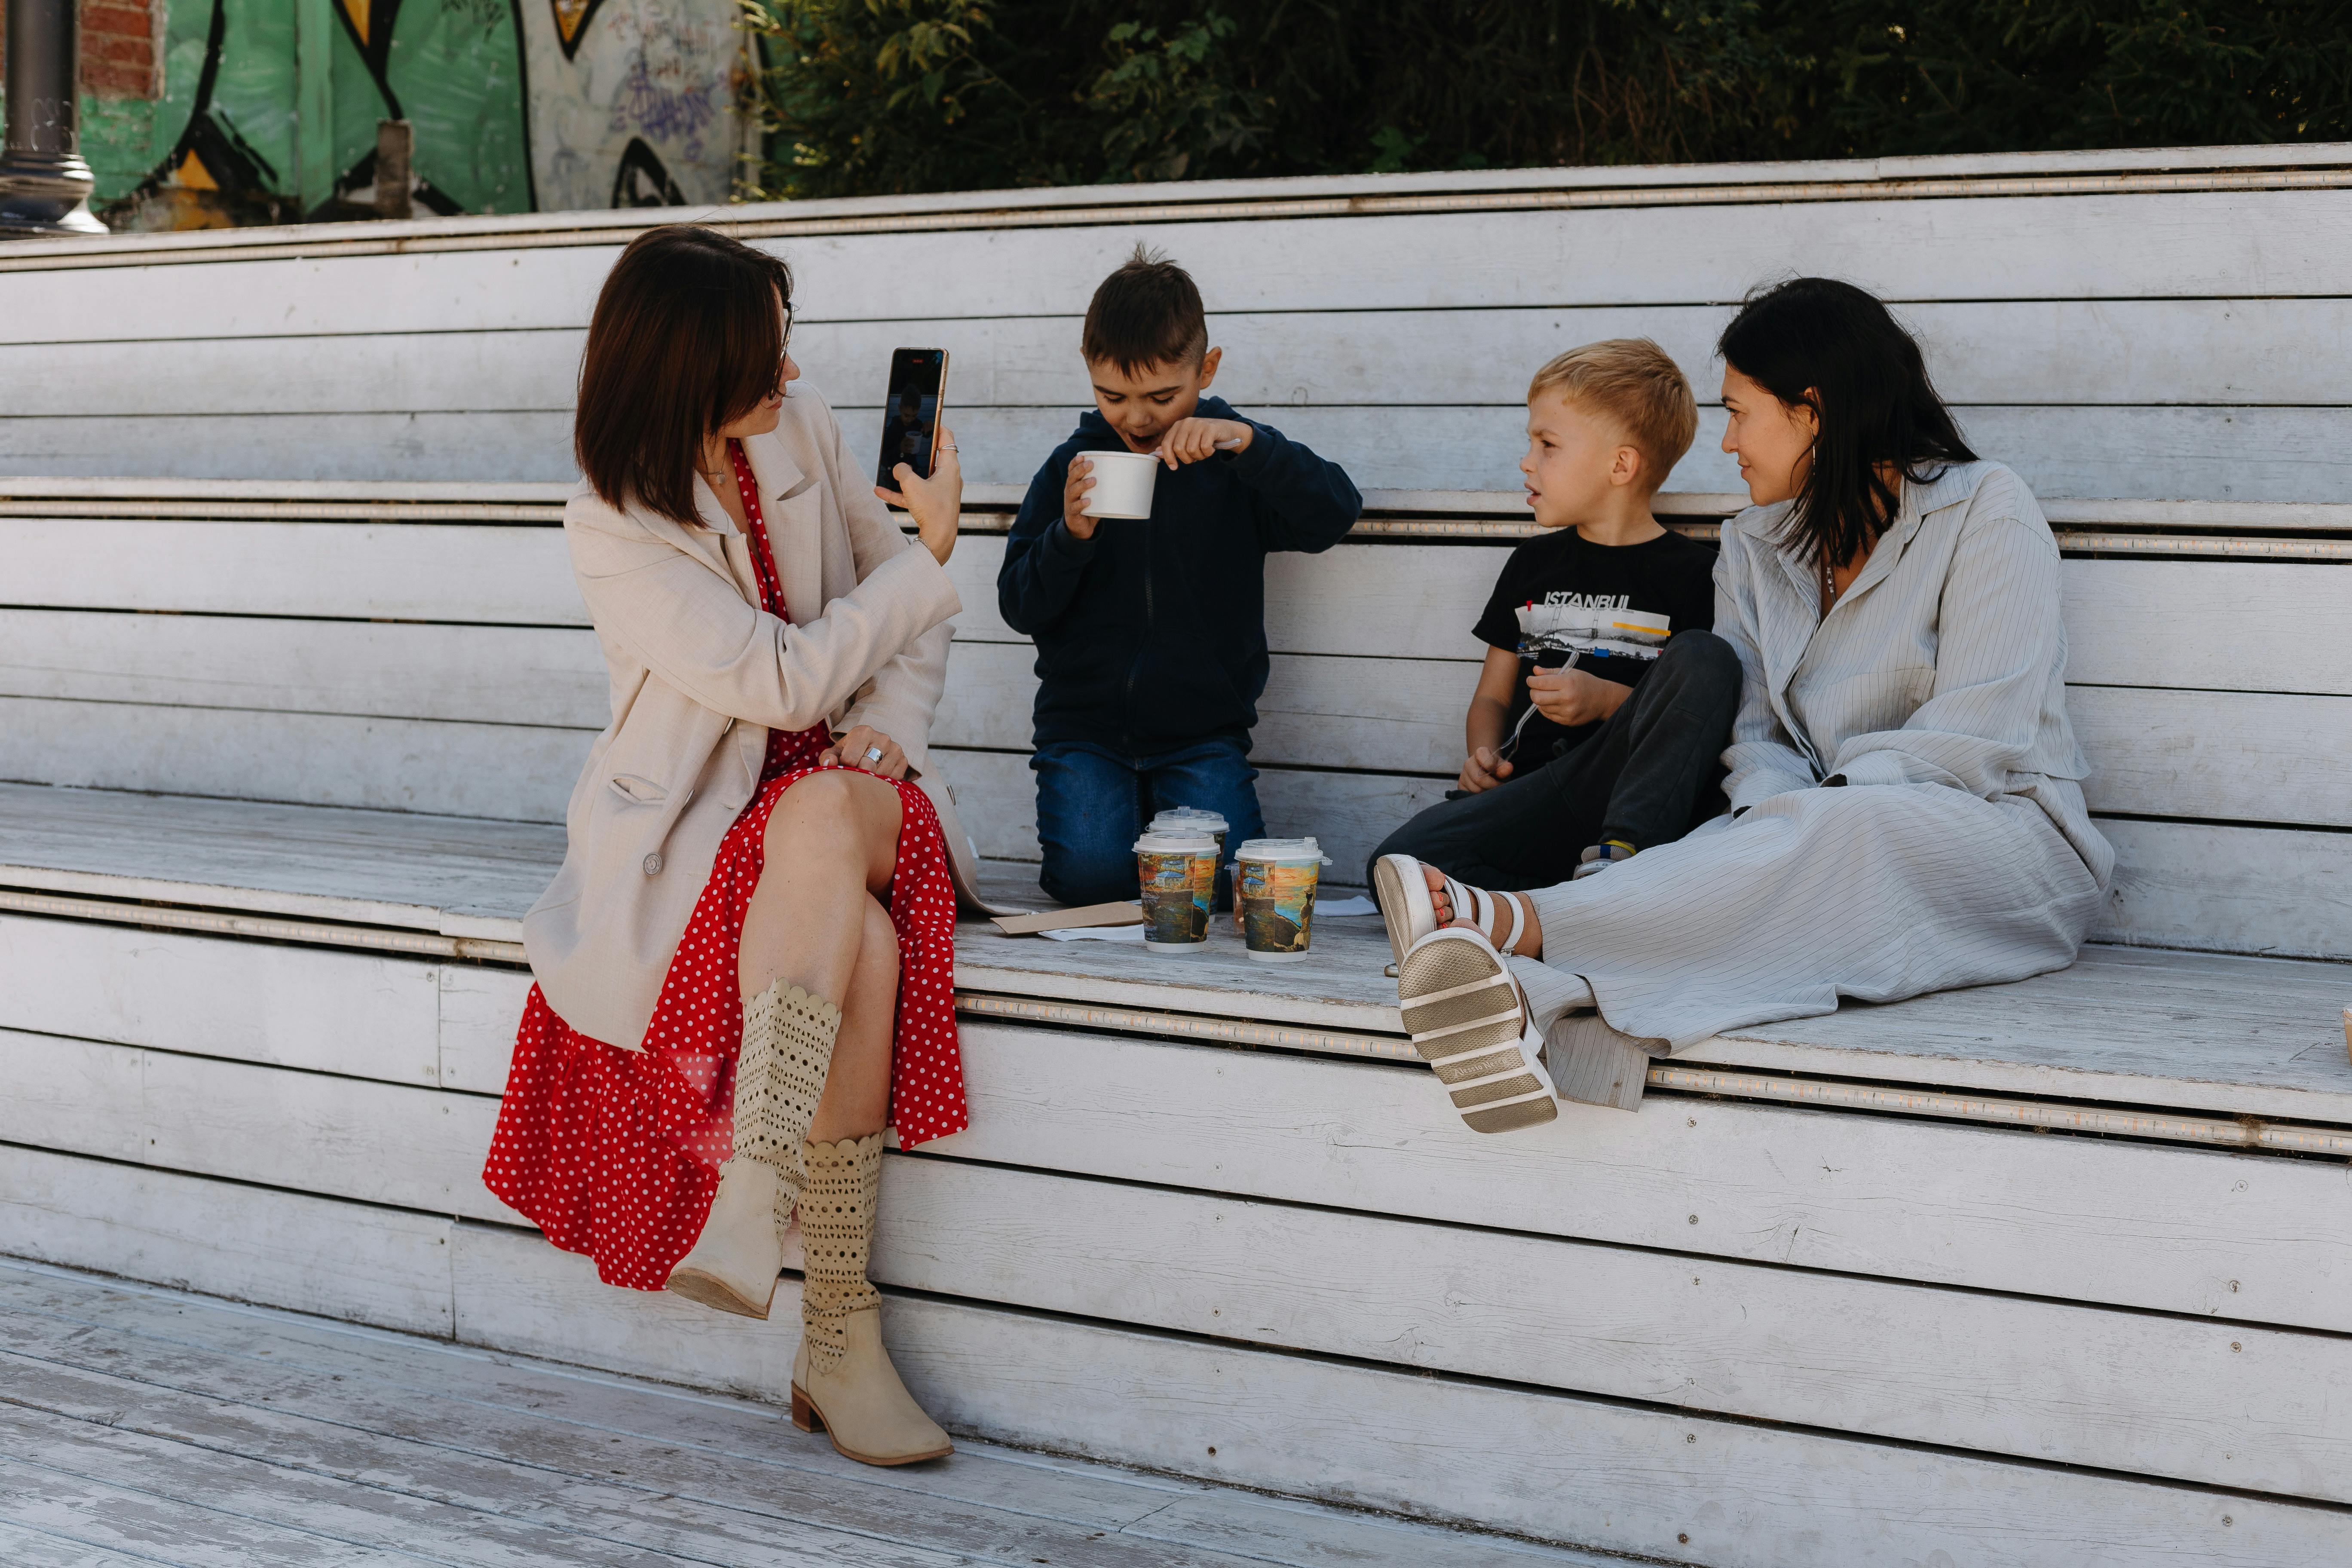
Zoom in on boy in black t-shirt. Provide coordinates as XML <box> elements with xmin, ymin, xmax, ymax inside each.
<box><xmin>1369</xmin><ymin>339</ymin><xmax>1740</xmax><ymax>890</ymax></box>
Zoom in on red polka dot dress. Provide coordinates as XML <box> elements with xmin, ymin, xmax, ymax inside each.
<box><xmin>483</xmin><ymin>439</ymin><xmax>966</xmax><ymax>1290</ymax></box>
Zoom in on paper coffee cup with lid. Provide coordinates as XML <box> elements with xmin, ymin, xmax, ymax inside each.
<box><xmin>1078</xmin><ymin>450</ymin><xmax>1161</xmax><ymax>519</ymax></box>
<box><xmin>1133</xmin><ymin>830</ymin><xmax>1216</xmax><ymax>950</ymax></box>
<box><xmin>1234</xmin><ymin>837</ymin><xmax>1329</xmax><ymax>964</ymax></box>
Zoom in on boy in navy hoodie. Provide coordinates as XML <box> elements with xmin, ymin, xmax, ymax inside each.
<box><xmin>998</xmin><ymin>247</ymin><xmax>1362</xmax><ymax>905</ymax></box>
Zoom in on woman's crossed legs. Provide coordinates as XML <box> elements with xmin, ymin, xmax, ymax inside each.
<box><xmin>738</xmin><ymin>768</ymin><xmax>904</xmax><ymax>1142</ymax></box>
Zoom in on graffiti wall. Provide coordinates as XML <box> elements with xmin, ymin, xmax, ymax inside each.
<box><xmin>14</xmin><ymin>0</ymin><xmax>748</xmax><ymax>226</ymax></box>
<box><xmin>524</xmin><ymin>0</ymin><xmax>744</xmax><ymax>211</ymax></box>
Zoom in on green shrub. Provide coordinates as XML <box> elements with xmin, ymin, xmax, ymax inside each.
<box><xmin>737</xmin><ymin>0</ymin><xmax>2352</xmax><ymax>199</ymax></box>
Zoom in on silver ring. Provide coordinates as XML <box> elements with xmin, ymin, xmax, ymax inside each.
<box><xmin>864</xmin><ymin>746</ymin><xmax>885</xmax><ymax>764</ymax></box>
<box><xmin>940</xmin><ymin>444</ymin><xmax>959</xmax><ymax>452</ymax></box>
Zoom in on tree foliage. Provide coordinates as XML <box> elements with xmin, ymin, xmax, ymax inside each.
<box><xmin>737</xmin><ymin>0</ymin><xmax>2352</xmax><ymax>199</ymax></box>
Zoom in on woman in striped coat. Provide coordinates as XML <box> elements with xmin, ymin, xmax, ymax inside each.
<box><xmin>1374</xmin><ymin>278</ymin><xmax>2113</xmax><ymax>1132</ymax></box>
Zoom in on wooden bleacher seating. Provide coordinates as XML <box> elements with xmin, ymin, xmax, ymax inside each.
<box><xmin>3</xmin><ymin>144</ymin><xmax>2351</xmax><ymax>1562</ymax></box>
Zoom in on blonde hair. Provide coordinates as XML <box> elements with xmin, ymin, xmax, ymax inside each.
<box><xmin>1528</xmin><ymin>339</ymin><xmax>1697</xmax><ymax>489</ymax></box>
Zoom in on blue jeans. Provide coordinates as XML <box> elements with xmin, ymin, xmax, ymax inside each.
<box><xmin>1030</xmin><ymin>738</ymin><xmax>1266</xmax><ymax>907</ymax></box>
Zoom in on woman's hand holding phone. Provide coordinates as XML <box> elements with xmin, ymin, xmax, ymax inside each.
<box><xmin>878</xmin><ymin>423</ymin><xmax>961</xmax><ymax>566</ymax></box>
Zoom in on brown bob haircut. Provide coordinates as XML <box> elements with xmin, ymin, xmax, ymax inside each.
<box><xmin>575</xmin><ymin>225</ymin><xmax>794</xmax><ymax>526</ymax></box>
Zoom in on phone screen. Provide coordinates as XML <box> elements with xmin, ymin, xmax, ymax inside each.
<box><xmin>876</xmin><ymin>348</ymin><xmax>949</xmax><ymax>491</ymax></box>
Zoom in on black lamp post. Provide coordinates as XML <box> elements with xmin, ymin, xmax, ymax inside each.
<box><xmin>0</xmin><ymin>0</ymin><xmax>107</xmax><ymax>236</ymax></box>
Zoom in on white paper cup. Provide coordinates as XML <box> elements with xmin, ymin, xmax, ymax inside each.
<box><xmin>1079</xmin><ymin>450</ymin><xmax>1161</xmax><ymax>519</ymax></box>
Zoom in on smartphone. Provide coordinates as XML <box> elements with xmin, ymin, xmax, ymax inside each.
<box><xmin>876</xmin><ymin>348</ymin><xmax>949</xmax><ymax>491</ymax></box>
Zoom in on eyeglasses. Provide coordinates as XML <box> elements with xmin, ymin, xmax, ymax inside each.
<box><xmin>780</xmin><ymin>301</ymin><xmax>794</xmax><ymax>358</ymax></box>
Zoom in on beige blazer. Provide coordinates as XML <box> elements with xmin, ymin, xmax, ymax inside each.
<box><xmin>524</xmin><ymin>383</ymin><xmax>991</xmax><ymax>1050</ymax></box>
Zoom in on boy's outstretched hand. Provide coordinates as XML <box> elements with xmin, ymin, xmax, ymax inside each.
<box><xmin>1458</xmin><ymin>745</ymin><xmax>1514</xmax><ymax>793</ymax></box>
<box><xmin>1153</xmin><ymin>416</ymin><xmax>1253</xmax><ymax>468</ymax></box>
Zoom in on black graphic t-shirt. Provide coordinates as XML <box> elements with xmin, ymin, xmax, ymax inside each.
<box><xmin>1471</xmin><ymin>526</ymin><xmax>1718</xmax><ymax>766</ymax></box>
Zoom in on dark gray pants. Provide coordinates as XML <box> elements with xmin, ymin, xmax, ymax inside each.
<box><xmin>1368</xmin><ymin>629</ymin><xmax>1742</xmax><ymax>890</ymax></box>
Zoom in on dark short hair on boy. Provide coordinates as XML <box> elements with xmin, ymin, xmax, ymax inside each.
<box><xmin>1718</xmin><ymin>277</ymin><xmax>1976</xmax><ymax>570</ymax></box>
<box><xmin>576</xmin><ymin>225</ymin><xmax>794</xmax><ymax>527</ymax></box>
<box><xmin>1081</xmin><ymin>244</ymin><xmax>1208</xmax><ymax>377</ymax></box>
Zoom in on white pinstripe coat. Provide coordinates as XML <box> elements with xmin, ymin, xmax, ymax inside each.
<box><xmin>1509</xmin><ymin>462</ymin><xmax>2114</xmax><ymax>1109</ymax></box>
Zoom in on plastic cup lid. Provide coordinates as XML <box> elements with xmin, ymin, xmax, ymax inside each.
<box><xmin>1151</xmin><ymin>807</ymin><xmax>1228</xmax><ymax>828</ymax></box>
<box><xmin>1234</xmin><ymin>836</ymin><xmax>1327</xmax><ymax>861</ymax></box>
<box><xmin>1134</xmin><ymin>831</ymin><xmax>1216</xmax><ymax>853</ymax></box>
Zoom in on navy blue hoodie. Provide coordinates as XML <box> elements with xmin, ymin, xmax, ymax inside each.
<box><xmin>996</xmin><ymin>396</ymin><xmax>1361</xmax><ymax>754</ymax></box>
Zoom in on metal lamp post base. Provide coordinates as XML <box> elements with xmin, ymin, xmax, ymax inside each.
<box><xmin>0</xmin><ymin>158</ymin><xmax>107</xmax><ymax>236</ymax></box>
<box><xmin>0</xmin><ymin>0</ymin><xmax>110</xmax><ymax>240</ymax></box>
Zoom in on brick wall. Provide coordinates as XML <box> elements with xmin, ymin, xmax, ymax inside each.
<box><xmin>0</xmin><ymin>0</ymin><xmax>165</xmax><ymax>101</ymax></box>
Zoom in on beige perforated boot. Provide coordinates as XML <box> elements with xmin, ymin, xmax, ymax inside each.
<box><xmin>667</xmin><ymin>983</ymin><xmax>841</xmax><ymax>1318</ymax></box>
<box><xmin>790</xmin><ymin>1133</ymin><xmax>952</xmax><ymax>1466</ymax></box>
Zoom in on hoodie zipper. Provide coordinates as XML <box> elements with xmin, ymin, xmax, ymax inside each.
<box><xmin>1121</xmin><ymin>502</ymin><xmax>1154</xmax><ymax>750</ymax></box>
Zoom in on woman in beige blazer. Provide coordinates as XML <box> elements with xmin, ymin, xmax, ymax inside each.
<box><xmin>485</xmin><ymin>226</ymin><xmax>982</xmax><ymax>1468</ymax></box>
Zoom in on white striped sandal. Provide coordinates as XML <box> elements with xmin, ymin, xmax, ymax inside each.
<box><xmin>1372</xmin><ymin>853</ymin><xmax>1541</xmax><ymax>966</ymax></box>
<box><xmin>1395</xmin><ymin>926</ymin><xmax>1560</xmax><ymax>1135</ymax></box>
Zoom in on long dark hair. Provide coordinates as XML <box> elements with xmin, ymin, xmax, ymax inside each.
<box><xmin>576</xmin><ymin>226</ymin><xmax>794</xmax><ymax>527</ymax></box>
<box><xmin>1717</xmin><ymin>278</ymin><xmax>1975</xmax><ymax>568</ymax></box>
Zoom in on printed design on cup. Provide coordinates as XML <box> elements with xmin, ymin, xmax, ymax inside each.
<box><xmin>1133</xmin><ymin>830</ymin><xmax>1216</xmax><ymax>948</ymax></box>
<box><xmin>1234</xmin><ymin>837</ymin><xmax>1328</xmax><ymax>965</ymax></box>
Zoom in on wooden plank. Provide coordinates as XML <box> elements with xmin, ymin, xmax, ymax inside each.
<box><xmin>9</xmin><ymin>187</ymin><xmax>2352</xmax><ymax>341</ymax></box>
<box><xmin>449</xmin><ymin>1219</ymin><xmax>2347</xmax><ymax>1566</ymax></box>
<box><xmin>0</xmin><ymin>516</ymin><xmax>581</xmax><ymax>622</ymax></box>
<box><xmin>2098</xmin><ymin>818</ymin><xmax>2352</xmax><ymax>959</ymax></box>
<box><xmin>26</xmin><ymin>297</ymin><xmax>2352</xmax><ymax>417</ymax></box>
<box><xmin>0</xmin><ymin>1329</ymin><xmax>1360</xmax><ymax>1568</ymax></box>
<box><xmin>0</xmin><ymin>1398</ymin><xmax>744</xmax><ymax>1568</ymax></box>
<box><xmin>14</xmin><ymin>528</ymin><xmax>2341</xmax><ymax>704</ymax></box>
<box><xmin>0</xmin><ymin>913</ymin><xmax>445</xmax><ymax>1085</ymax></box>
<box><xmin>938</xmin><ymin>1022</ymin><xmax>2352</xmax><ymax>1332</ymax></box>
<box><xmin>0</xmin><ymin>411</ymin><xmax>580</xmax><ymax>484</ymax></box>
<box><xmin>869</xmin><ymin>1156</ymin><xmax>2352</xmax><ymax>1501</ymax></box>
<box><xmin>8</xmin><ymin>328</ymin><xmax>585</xmax><ymax>417</ymax></box>
<box><xmin>17</xmin><ymin>399</ymin><xmax>2352</xmax><ymax>501</ymax></box>
<box><xmin>0</xmin><ymin>696</ymin><xmax>590</xmax><ymax>822</ymax></box>
<box><xmin>0</xmin><ymin>1521</ymin><xmax>156</xmax><ymax>1568</ymax></box>
<box><xmin>441</xmin><ymin>965</ymin><xmax>536</xmax><ymax>1093</ymax></box>
<box><xmin>2063</xmin><ymin>560</ymin><xmax>2352</xmax><ymax>695</ymax></box>
<box><xmin>0</xmin><ymin>1146</ymin><xmax>456</xmax><ymax>1335</ymax></box>
<box><xmin>0</xmin><ymin>1029</ymin><xmax>515</xmax><ymax>1225</ymax></box>
<box><xmin>0</xmin><ymin>610</ymin><xmax>612</xmax><ymax>727</ymax></box>
<box><xmin>0</xmin><ymin>781</ymin><xmax>565</xmax><ymax>934</ymax></box>
<box><xmin>2074</xmin><ymin>686</ymin><xmax>2352</xmax><ymax>826</ymax></box>
<box><xmin>0</xmin><ymin>1261</ymin><xmax>1641</xmax><ymax>1568</ymax></box>
<box><xmin>11</xmin><ymin>612</ymin><xmax>2348</xmax><ymax>812</ymax></box>
<box><xmin>0</xmin><ymin>1451</ymin><xmax>392</xmax><ymax>1567</ymax></box>
<box><xmin>1701</xmin><ymin>942</ymin><xmax>2352</xmax><ymax>1122</ymax></box>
